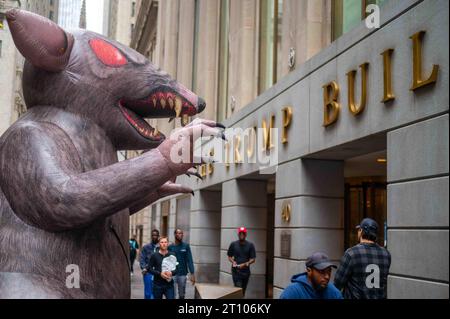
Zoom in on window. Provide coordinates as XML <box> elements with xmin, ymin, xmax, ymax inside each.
<box><xmin>217</xmin><ymin>0</ymin><xmax>230</xmax><ymax>122</ymax></box>
<box><xmin>131</xmin><ymin>2</ymin><xmax>136</xmax><ymax>17</ymax></box>
<box><xmin>258</xmin><ymin>0</ymin><xmax>283</xmax><ymax>94</ymax></box>
<box><xmin>332</xmin><ymin>0</ymin><xmax>387</xmax><ymax>41</ymax></box>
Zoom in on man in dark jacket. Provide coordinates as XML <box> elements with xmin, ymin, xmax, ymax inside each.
<box><xmin>280</xmin><ymin>252</ymin><xmax>342</xmax><ymax>299</ymax></box>
<box><xmin>227</xmin><ymin>227</ymin><xmax>256</xmax><ymax>297</ymax></box>
<box><xmin>169</xmin><ymin>229</ymin><xmax>195</xmax><ymax>299</ymax></box>
<box><xmin>139</xmin><ymin>229</ymin><xmax>160</xmax><ymax>299</ymax></box>
<box><xmin>334</xmin><ymin>218</ymin><xmax>391</xmax><ymax>299</ymax></box>
<box><xmin>146</xmin><ymin>236</ymin><xmax>177</xmax><ymax>299</ymax></box>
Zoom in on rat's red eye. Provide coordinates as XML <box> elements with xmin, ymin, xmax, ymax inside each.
<box><xmin>89</xmin><ymin>39</ymin><xmax>127</xmax><ymax>67</ymax></box>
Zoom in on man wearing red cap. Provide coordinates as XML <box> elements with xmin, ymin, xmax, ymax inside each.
<box><xmin>227</xmin><ymin>227</ymin><xmax>256</xmax><ymax>296</ymax></box>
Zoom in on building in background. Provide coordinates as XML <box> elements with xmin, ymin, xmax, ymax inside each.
<box><xmin>129</xmin><ymin>0</ymin><xmax>449</xmax><ymax>299</ymax></box>
<box><xmin>79</xmin><ymin>0</ymin><xmax>86</xmax><ymax>29</ymax></box>
<box><xmin>103</xmin><ymin>0</ymin><xmax>135</xmax><ymax>45</ymax></box>
<box><xmin>58</xmin><ymin>0</ymin><xmax>83</xmax><ymax>30</ymax></box>
<box><xmin>1</xmin><ymin>0</ymin><xmax>59</xmax><ymax>136</ymax></box>
<box><xmin>25</xmin><ymin>0</ymin><xmax>59</xmax><ymax>21</ymax></box>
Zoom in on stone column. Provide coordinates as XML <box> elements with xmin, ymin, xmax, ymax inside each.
<box><xmin>176</xmin><ymin>0</ymin><xmax>195</xmax><ymax>87</ymax></box>
<box><xmin>279</xmin><ymin>0</ymin><xmax>331</xmax><ymax>78</ymax></box>
<box><xmin>387</xmin><ymin>114</ymin><xmax>449</xmax><ymax>298</ymax></box>
<box><xmin>220</xmin><ymin>179</ymin><xmax>267</xmax><ymax>298</ymax></box>
<box><xmin>194</xmin><ymin>0</ymin><xmax>220</xmax><ymax>121</ymax></box>
<box><xmin>154</xmin><ymin>0</ymin><xmax>178</xmax><ymax>137</ymax></box>
<box><xmin>142</xmin><ymin>206</ymin><xmax>151</xmax><ymax>244</ymax></box>
<box><xmin>168</xmin><ymin>198</ymin><xmax>177</xmax><ymax>242</ymax></box>
<box><xmin>228</xmin><ymin>0</ymin><xmax>258</xmax><ymax>114</ymax></box>
<box><xmin>154</xmin><ymin>202</ymin><xmax>161</xmax><ymax>235</ymax></box>
<box><xmin>273</xmin><ymin>159</ymin><xmax>344</xmax><ymax>299</ymax></box>
<box><xmin>190</xmin><ymin>190</ymin><xmax>222</xmax><ymax>283</ymax></box>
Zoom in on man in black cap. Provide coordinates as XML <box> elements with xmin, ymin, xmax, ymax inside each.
<box><xmin>280</xmin><ymin>252</ymin><xmax>342</xmax><ymax>299</ymax></box>
<box><xmin>334</xmin><ymin>218</ymin><xmax>391</xmax><ymax>299</ymax></box>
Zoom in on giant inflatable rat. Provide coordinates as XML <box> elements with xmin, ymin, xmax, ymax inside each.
<box><xmin>0</xmin><ymin>9</ymin><xmax>223</xmax><ymax>298</ymax></box>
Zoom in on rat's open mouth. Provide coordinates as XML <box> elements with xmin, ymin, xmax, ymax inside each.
<box><xmin>119</xmin><ymin>88</ymin><xmax>199</xmax><ymax>140</ymax></box>
<box><xmin>120</xmin><ymin>89</ymin><xmax>197</xmax><ymax>119</ymax></box>
<box><xmin>118</xmin><ymin>102</ymin><xmax>162</xmax><ymax>140</ymax></box>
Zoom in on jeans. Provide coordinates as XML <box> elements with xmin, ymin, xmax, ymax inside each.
<box><xmin>232</xmin><ymin>269</ymin><xmax>251</xmax><ymax>296</ymax></box>
<box><xmin>174</xmin><ymin>275</ymin><xmax>187</xmax><ymax>299</ymax></box>
<box><xmin>153</xmin><ymin>283</ymin><xmax>175</xmax><ymax>299</ymax></box>
<box><xmin>143</xmin><ymin>273</ymin><xmax>153</xmax><ymax>299</ymax></box>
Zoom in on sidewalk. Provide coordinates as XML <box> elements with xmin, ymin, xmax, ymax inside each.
<box><xmin>130</xmin><ymin>261</ymin><xmax>195</xmax><ymax>299</ymax></box>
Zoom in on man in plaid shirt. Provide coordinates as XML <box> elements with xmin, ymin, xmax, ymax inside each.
<box><xmin>334</xmin><ymin>218</ymin><xmax>391</xmax><ymax>299</ymax></box>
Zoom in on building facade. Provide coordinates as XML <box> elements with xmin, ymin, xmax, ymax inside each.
<box><xmin>25</xmin><ymin>0</ymin><xmax>59</xmax><ymax>21</ymax></box>
<box><xmin>1</xmin><ymin>0</ymin><xmax>59</xmax><ymax>136</ymax></box>
<box><xmin>58</xmin><ymin>0</ymin><xmax>83</xmax><ymax>30</ymax></box>
<box><xmin>130</xmin><ymin>0</ymin><xmax>448</xmax><ymax>299</ymax></box>
<box><xmin>104</xmin><ymin>0</ymin><xmax>135</xmax><ymax>45</ymax></box>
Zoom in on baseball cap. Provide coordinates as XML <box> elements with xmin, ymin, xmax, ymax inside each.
<box><xmin>356</xmin><ymin>218</ymin><xmax>379</xmax><ymax>237</ymax></box>
<box><xmin>238</xmin><ymin>227</ymin><xmax>247</xmax><ymax>234</ymax></box>
<box><xmin>306</xmin><ymin>252</ymin><xmax>337</xmax><ymax>270</ymax></box>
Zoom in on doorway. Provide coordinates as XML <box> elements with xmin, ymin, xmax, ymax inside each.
<box><xmin>344</xmin><ymin>151</ymin><xmax>387</xmax><ymax>249</ymax></box>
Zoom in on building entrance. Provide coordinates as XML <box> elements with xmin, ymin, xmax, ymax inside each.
<box><xmin>344</xmin><ymin>151</ymin><xmax>387</xmax><ymax>249</ymax></box>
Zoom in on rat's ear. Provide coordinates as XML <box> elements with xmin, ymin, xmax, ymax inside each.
<box><xmin>6</xmin><ymin>9</ymin><xmax>74</xmax><ymax>72</ymax></box>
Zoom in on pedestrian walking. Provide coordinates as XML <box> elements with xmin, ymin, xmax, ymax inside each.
<box><xmin>227</xmin><ymin>227</ymin><xmax>256</xmax><ymax>297</ymax></box>
<box><xmin>334</xmin><ymin>218</ymin><xmax>391</xmax><ymax>299</ymax></box>
<box><xmin>280</xmin><ymin>252</ymin><xmax>342</xmax><ymax>299</ymax></box>
<box><xmin>169</xmin><ymin>228</ymin><xmax>195</xmax><ymax>299</ymax></box>
<box><xmin>140</xmin><ymin>229</ymin><xmax>160</xmax><ymax>299</ymax></box>
<box><xmin>147</xmin><ymin>236</ymin><xmax>177</xmax><ymax>299</ymax></box>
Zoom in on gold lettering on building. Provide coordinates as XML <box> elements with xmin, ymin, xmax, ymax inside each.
<box><xmin>262</xmin><ymin>114</ymin><xmax>275</xmax><ymax>150</ymax></box>
<box><xmin>410</xmin><ymin>31</ymin><xmax>439</xmax><ymax>91</ymax></box>
<box><xmin>207</xmin><ymin>148</ymin><xmax>214</xmax><ymax>175</ymax></box>
<box><xmin>347</xmin><ymin>63</ymin><xmax>369</xmax><ymax>115</ymax></box>
<box><xmin>224</xmin><ymin>141</ymin><xmax>230</xmax><ymax>169</ymax></box>
<box><xmin>281</xmin><ymin>106</ymin><xmax>293</xmax><ymax>144</ymax></box>
<box><xmin>381</xmin><ymin>49</ymin><xmax>395</xmax><ymax>102</ymax></box>
<box><xmin>246</xmin><ymin>127</ymin><xmax>256</xmax><ymax>159</ymax></box>
<box><xmin>281</xmin><ymin>201</ymin><xmax>291</xmax><ymax>223</ymax></box>
<box><xmin>234</xmin><ymin>135</ymin><xmax>242</xmax><ymax>164</ymax></box>
<box><xmin>199</xmin><ymin>164</ymin><xmax>207</xmax><ymax>178</ymax></box>
<box><xmin>322</xmin><ymin>81</ymin><xmax>340</xmax><ymax>127</ymax></box>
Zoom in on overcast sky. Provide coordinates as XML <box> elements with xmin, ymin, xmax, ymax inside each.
<box><xmin>86</xmin><ymin>0</ymin><xmax>104</xmax><ymax>34</ymax></box>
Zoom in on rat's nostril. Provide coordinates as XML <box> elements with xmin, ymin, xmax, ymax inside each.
<box><xmin>197</xmin><ymin>97</ymin><xmax>206</xmax><ymax>113</ymax></box>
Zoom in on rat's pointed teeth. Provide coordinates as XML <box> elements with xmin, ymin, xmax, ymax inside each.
<box><xmin>175</xmin><ymin>97</ymin><xmax>182</xmax><ymax>118</ymax></box>
<box><xmin>161</xmin><ymin>99</ymin><xmax>167</xmax><ymax>109</ymax></box>
<box><xmin>168</xmin><ymin>98</ymin><xmax>174</xmax><ymax>109</ymax></box>
<box><xmin>154</xmin><ymin>127</ymin><xmax>159</xmax><ymax>136</ymax></box>
<box><xmin>182</xmin><ymin>114</ymin><xmax>189</xmax><ymax>123</ymax></box>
